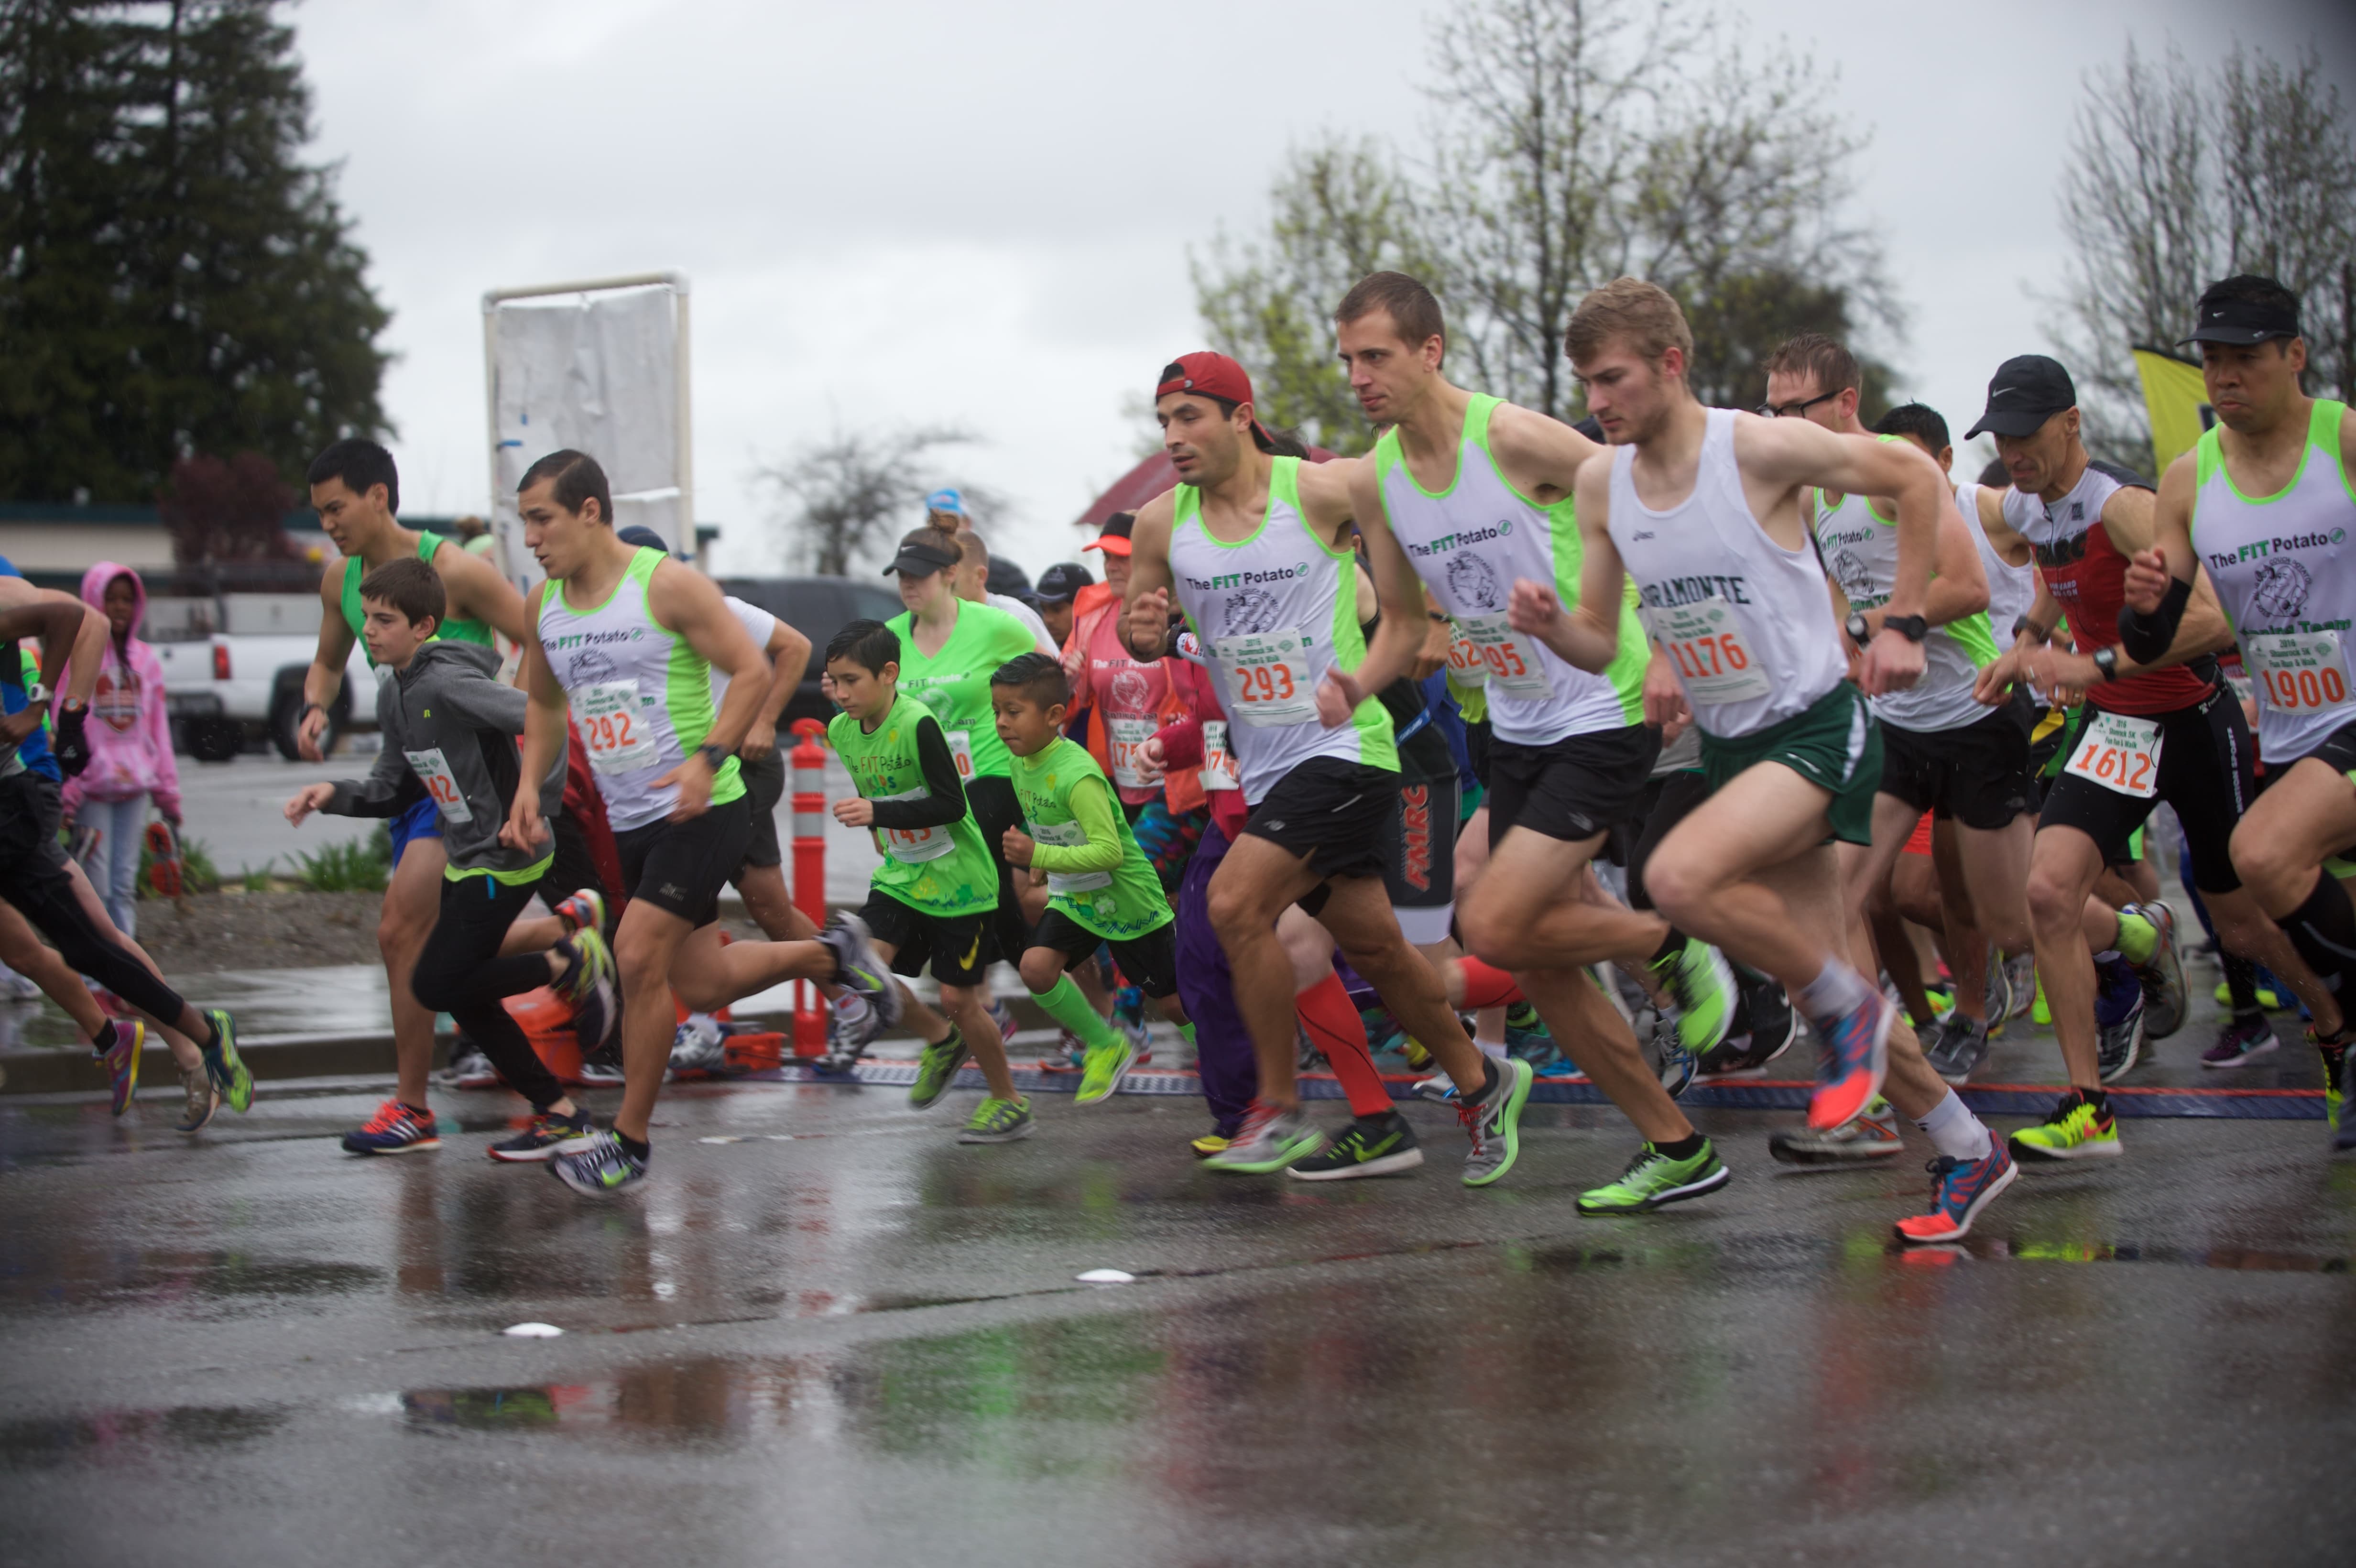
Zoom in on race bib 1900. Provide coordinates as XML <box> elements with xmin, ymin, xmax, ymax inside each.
<box><xmin>2247</xmin><ymin>630</ymin><xmax>2353</xmax><ymax>716</ymax></box>
<box><xmin>2064</xmin><ymin>709</ymin><xmax>2163</xmax><ymax>799</ymax></box>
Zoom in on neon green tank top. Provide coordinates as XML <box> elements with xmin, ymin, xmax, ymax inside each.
<box><xmin>828</xmin><ymin>693</ymin><xmax>998</xmax><ymax>918</ymax></box>
<box><xmin>1008</xmin><ymin>738</ymin><xmax>1173</xmax><ymax>940</ymax></box>
<box><xmin>342</xmin><ymin>531</ymin><xmax>494</xmax><ymax>665</ymax></box>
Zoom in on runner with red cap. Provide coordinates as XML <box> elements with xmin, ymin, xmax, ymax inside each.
<box><xmin>1123</xmin><ymin>349</ymin><xmax>1535</xmax><ymax>1183</ymax></box>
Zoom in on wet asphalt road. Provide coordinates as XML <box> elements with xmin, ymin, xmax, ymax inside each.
<box><xmin>3</xmin><ymin>1060</ymin><xmax>2353</xmax><ymax>1567</ymax></box>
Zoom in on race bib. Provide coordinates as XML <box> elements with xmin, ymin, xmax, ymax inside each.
<box><xmin>945</xmin><ymin>729</ymin><xmax>976</xmax><ymax>782</ymax></box>
<box><xmin>404</xmin><ymin>747</ymin><xmax>473</xmax><ymax>824</ymax></box>
<box><xmin>1445</xmin><ymin>626</ymin><xmax>1487</xmax><ymax>686</ymax></box>
<box><xmin>875</xmin><ymin>786</ymin><xmax>953</xmax><ymax>863</ymax></box>
<box><xmin>1031</xmin><ymin>818</ymin><xmax>1112</xmax><ymax>895</ymax></box>
<box><xmin>1199</xmin><ymin>719</ymin><xmax>1241</xmax><ymax>793</ymax></box>
<box><xmin>1217</xmin><ymin>628</ymin><xmax>1315</xmax><ymax>726</ymax></box>
<box><xmin>1644</xmin><ymin>598</ymin><xmax>1770</xmax><ymax>704</ymax></box>
<box><xmin>571</xmin><ymin>681</ymin><xmax>659</xmax><ymax>774</ymax></box>
<box><xmin>1456</xmin><ymin>611</ymin><xmax>1549</xmax><ymax>698</ymax></box>
<box><xmin>2064</xmin><ymin>710</ymin><xmax>2163</xmax><ymax>799</ymax></box>
<box><xmin>2247</xmin><ymin>631</ymin><xmax>2353</xmax><ymax>716</ymax></box>
<box><xmin>1108</xmin><ymin>716</ymin><xmax>1156</xmax><ymax>789</ymax></box>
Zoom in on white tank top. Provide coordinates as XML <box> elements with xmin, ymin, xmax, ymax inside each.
<box><xmin>538</xmin><ymin>547</ymin><xmax>742</xmax><ymax>831</ymax></box>
<box><xmin>1372</xmin><ymin>394</ymin><xmax>1648</xmax><ymax>745</ymax></box>
<box><xmin>1609</xmin><ymin>408</ymin><xmax>1848</xmax><ymax>738</ymax></box>
<box><xmin>1167</xmin><ymin>456</ymin><xmax>1397</xmax><ymax>804</ymax></box>
<box><xmin>1806</xmin><ymin>458</ymin><xmax>1997</xmax><ymax>734</ymax></box>
<box><xmin>1961</xmin><ymin>481</ymin><xmax>2040</xmax><ymax>639</ymax></box>
<box><xmin>2191</xmin><ymin>399</ymin><xmax>2356</xmax><ymax>764</ymax></box>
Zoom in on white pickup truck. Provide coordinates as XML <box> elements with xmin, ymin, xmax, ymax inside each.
<box><xmin>149</xmin><ymin>595</ymin><xmax>374</xmax><ymax>762</ymax></box>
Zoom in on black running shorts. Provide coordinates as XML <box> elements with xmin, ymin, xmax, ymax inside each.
<box><xmin>1878</xmin><ymin>702</ymin><xmax>2037</xmax><ymax>831</ymax></box>
<box><xmin>1241</xmin><ymin>756</ymin><xmax>1400</xmax><ymax>890</ymax></box>
<box><xmin>1031</xmin><ymin>907</ymin><xmax>1178</xmax><ymax>999</ymax></box>
<box><xmin>1487</xmin><ymin>722</ymin><xmax>1660</xmax><ymax>848</ymax></box>
<box><xmin>612</xmin><ymin>795</ymin><xmax>752</xmax><ymax>928</ymax></box>
<box><xmin>2038</xmin><ymin>686</ymin><xmax>2252</xmax><ymax>893</ymax></box>
<box><xmin>862</xmin><ymin>887</ymin><xmax>996</xmax><ymax>989</ymax></box>
<box><xmin>736</xmin><ymin>745</ymin><xmax>785</xmax><ymax>871</ymax></box>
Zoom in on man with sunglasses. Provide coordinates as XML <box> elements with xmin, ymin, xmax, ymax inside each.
<box><xmin>1967</xmin><ymin>354</ymin><xmax>2329</xmax><ymax>1162</ymax></box>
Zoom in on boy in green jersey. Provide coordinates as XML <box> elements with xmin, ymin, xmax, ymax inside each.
<box><xmin>825</xmin><ymin>620</ymin><xmax>1032</xmax><ymax>1143</ymax></box>
<box><xmin>990</xmin><ymin>652</ymin><xmax>1195</xmax><ymax>1106</ymax></box>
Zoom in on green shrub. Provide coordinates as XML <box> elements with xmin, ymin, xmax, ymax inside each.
<box><xmin>295</xmin><ymin>827</ymin><xmax>391</xmax><ymax>893</ymax></box>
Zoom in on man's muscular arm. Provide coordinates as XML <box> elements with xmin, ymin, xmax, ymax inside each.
<box><xmin>1510</xmin><ymin>451</ymin><xmax>1630</xmax><ymax>676</ymax></box>
<box><xmin>1483</xmin><ymin>401</ymin><xmax>1605</xmax><ymax>501</ymax></box>
<box><xmin>432</xmin><ymin>541</ymin><xmax>531</xmax><ymax>643</ymax></box>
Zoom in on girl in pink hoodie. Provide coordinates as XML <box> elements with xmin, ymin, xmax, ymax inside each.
<box><xmin>59</xmin><ymin>562</ymin><xmax>182</xmax><ymax>938</ymax></box>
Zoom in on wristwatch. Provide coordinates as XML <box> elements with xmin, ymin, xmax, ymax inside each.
<box><xmin>695</xmin><ymin>741</ymin><xmax>729</xmax><ymax>771</ymax></box>
<box><xmin>2013</xmin><ymin>615</ymin><xmax>2051</xmax><ymax>644</ymax></box>
<box><xmin>1843</xmin><ymin>612</ymin><xmax>1871</xmax><ymax>649</ymax></box>
<box><xmin>21</xmin><ymin>681</ymin><xmax>45</xmax><ymax>707</ymax></box>
<box><xmin>2091</xmin><ymin>646</ymin><xmax>2120</xmax><ymax>682</ymax></box>
<box><xmin>1883</xmin><ymin>614</ymin><xmax>1929</xmax><ymax>643</ymax></box>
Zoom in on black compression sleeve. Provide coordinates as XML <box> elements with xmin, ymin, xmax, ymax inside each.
<box><xmin>2117</xmin><ymin>575</ymin><xmax>2192</xmax><ymax>665</ymax></box>
<box><xmin>866</xmin><ymin>717</ymin><xmax>971</xmax><ymax>830</ymax></box>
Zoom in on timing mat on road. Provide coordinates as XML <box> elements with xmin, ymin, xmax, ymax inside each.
<box><xmin>713</xmin><ymin>1060</ymin><xmax>2327</xmax><ymax>1121</ymax></box>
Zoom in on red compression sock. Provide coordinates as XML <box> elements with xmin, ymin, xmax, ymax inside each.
<box><xmin>1455</xmin><ymin>956</ymin><xmax>1523</xmax><ymax>1011</ymax></box>
<box><xmin>1295</xmin><ymin>970</ymin><xmax>1395</xmax><ymax>1119</ymax></box>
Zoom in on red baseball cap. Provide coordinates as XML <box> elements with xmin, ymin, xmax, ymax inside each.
<box><xmin>1156</xmin><ymin>351</ymin><xmax>1276</xmax><ymax>452</ymax></box>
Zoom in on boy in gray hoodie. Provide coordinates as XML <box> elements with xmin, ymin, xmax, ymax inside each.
<box><xmin>287</xmin><ymin>557</ymin><xmax>616</xmax><ymax>1160</ymax></box>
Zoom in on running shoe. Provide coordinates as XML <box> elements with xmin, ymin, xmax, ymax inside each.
<box><xmin>1925</xmin><ymin>1013</ymin><xmax>1992</xmax><ymax>1085</ymax></box>
<box><xmin>1057</xmin><ymin>1027</ymin><xmax>1090</xmax><ymax>1070</ymax></box>
<box><xmin>1287</xmin><ymin>1110</ymin><xmax>1423</xmax><ymax>1180</ymax></box>
<box><xmin>2313</xmin><ymin>1030</ymin><xmax>2347</xmax><ymax>1136</ymax></box>
<box><xmin>830</xmin><ymin>991</ymin><xmax>884</xmax><ymax>1054</ymax></box>
<box><xmin>1652</xmin><ymin>1017</ymin><xmax>1697</xmax><ymax>1100</ymax></box>
<box><xmin>439</xmin><ymin>1038</ymin><xmax>502</xmax><ymax>1089</ymax></box>
<box><xmin>2126</xmin><ymin>902</ymin><xmax>2186</xmax><ymax>1040</ymax></box>
<box><xmin>1399</xmin><ymin>1033</ymin><xmax>1434</xmax><ymax>1072</ymax></box>
<box><xmin>668</xmin><ymin>1017</ymin><xmax>729</xmax><ymax>1076</ymax></box>
<box><xmin>100</xmin><ymin>1018</ymin><xmax>144</xmax><ymax>1115</ymax></box>
<box><xmin>1204</xmin><ymin>1100</ymin><xmax>1327</xmax><ymax>1173</ymax></box>
<box><xmin>547</xmin><ymin>1128</ymin><xmax>646</xmax><ymax>1194</ymax></box>
<box><xmin>342</xmin><ymin>1098</ymin><xmax>441</xmax><ymax>1155</ymax></box>
<box><xmin>1699</xmin><ymin>971</ymin><xmax>1799</xmax><ymax>1078</ymax></box>
<box><xmin>817</xmin><ymin>912</ymin><xmax>901</xmax><ymax>1030</ymax></box>
<box><xmin>1534</xmin><ymin>1053</ymin><xmax>1588</xmax><ymax>1083</ymax></box>
<box><xmin>2003</xmin><ymin>953</ymin><xmax>2038</xmax><ymax>1025</ymax></box>
<box><xmin>2095</xmin><ymin>965</ymin><xmax>2147</xmax><ymax>1083</ymax></box>
<box><xmin>1893</xmin><ymin>1143</ymin><xmax>2018</xmax><ymax>1244</ymax></box>
<box><xmin>1650</xmin><ymin>938</ymin><xmax>1738</xmax><ymax>1056</ymax></box>
<box><xmin>554</xmin><ymin>928</ymin><xmax>620</xmax><ymax>1053</ymax></box>
<box><xmin>576</xmin><ymin>1055</ymin><xmax>626</xmax><ymax>1087</ymax></box>
<box><xmin>1577</xmin><ymin>1139</ymin><xmax>1730</xmax><ymax>1214</ymax></box>
<box><xmin>1189</xmin><ymin>1131</ymin><xmax>1233</xmax><ymax>1159</ymax></box>
<box><xmin>175</xmin><ymin>1064</ymin><xmax>218</xmax><ymax>1133</ymax></box>
<box><xmin>1503</xmin><ymin>1001</ymin><xmax>1554</xmax><ymax>1062</ymax></box>
<box><xmin>1982</xmin><ymin>952</ymin><xmax>2013</xmax><ymax>1037</ymax></box>
<box><xmin>1114</xmin><ymin>1001</ymin><xmax>1154</xmax><ymax>1066</ymax></box>
<box><xmin>986</xmin><ymin>997</ymin><xmax>1018</xmax><ymax>1043</ymax></box>
<box><xmin>1412</xmin><ymin>1072</ymin><xmax>1458</xmax><ymax>1104</ymax></box>
<box><xmin>2213</xmin><ymin>979</ymin><xmax>2288</xmax><ymax>1011</ymax></box>
<box><xmin>908</xmin><ymin>1027</ymin><xmax>971</xmax><ymax>1109</ymax></box>
<box><xmin>1808</xmin><ymin>985</ymin><xmax>1891</xmax><ymax>1131</ymax></box>
<box><xmin>2200</xmin><ymin>1016</ymin><xmax>2278</xmax><ymax>1068</ymax></box>
<box><xmin>1769</xmin><ymin>1097</ymin><xmax>1903</xmax><ymax>1165</ymax></box>
<box><xmin>0</xmin><ymin>961</ymin><xmax>40</xmax><ymax>1001</ymax></box>
<box><xmin>552</xmin><ymin>887</ymin><xmax>604</xmax><ymax>939</ymax></box>
<box><xmin>1076</xmin><ymin>1034</ymin><xmax>1140</xmax><ymax>1105</ymax></box>
<box><xmin>2008</xmin><ymin>1089</ymin><xmax>2121</xmax><ymax>1161</ymax></box>
<box><xmin>1459</xmin><ymin>1055</ymin><xmax>1534</xmax><ymax>1187</ymax></box>
<box><xmin>200</xmin><ymin>1009</ymin><xmax>252</xmax><ymax>1113</ymax></box>
<box><xmin>958</xmin><ymin>1096</ymin><xmax>1035</xmax><ymax>1143</ymax></box>
<box><xmin>488</xmin><ymin>1108</ymin><xmax>593</xmax><ymax>1163</ymax></box>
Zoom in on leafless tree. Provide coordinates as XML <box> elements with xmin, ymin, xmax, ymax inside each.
<box><xmin>751</xmin><ymin>425</ymin><xmax>1007</xmax><ymax>578</ymax></box>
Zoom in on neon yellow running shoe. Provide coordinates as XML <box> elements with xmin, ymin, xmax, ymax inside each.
<box><xmin>1577</xmin><ymin>1138</ymin><xmax>1730</xmax><ymax>1214</ymax></box>
<box><xmin>2214</xmin><ymin>980</ymin><xmax>2288</xmax><ymax>1011</ymax></box>
<box><xmin>2007</xmin><ymin>1089</ymin><xmax>2121</xmax><ymax>1161</ymax></box>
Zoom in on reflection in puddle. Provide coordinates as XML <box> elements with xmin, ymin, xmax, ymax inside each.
<box><xmin>0</xmin><ymin>1405</ymin><xmax>285</xmax><ymax>1467</ymax></box>
<box><xmin>0</xmin><ymin>1250</ymin><xmax>382</xmax><ymax>1309</ymax></box>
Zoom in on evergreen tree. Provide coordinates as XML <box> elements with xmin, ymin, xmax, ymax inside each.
<box><xmin>0</xmin><ymin>0</ymin><xmax>390</xmax><ymax>504</ymax></box>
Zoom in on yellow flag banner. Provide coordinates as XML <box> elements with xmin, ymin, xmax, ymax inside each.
<box><xmin>2132</xmin><ymin>346</ymin><xmax>2214</xmax><ymax>478</ymax></box>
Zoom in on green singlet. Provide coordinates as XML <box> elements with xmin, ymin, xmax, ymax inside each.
<box><xmin>828</xmin><ymin>692</ymin><xmax>998</xmax><ymax>919</ymax></box>
<box><xmin>1008</xmin><ymin>737</ymin><xmax>1174</xmax><ymax>941</ymax></box>
<box><xmin>342</xmin><ymin>531</ymin><xmax>495</xmax><ymax>667</ymax></box>
<box><xmin>886</xmin><ymin>600</ymin><xmax>1040</xmax><ymax>784</ymax></box>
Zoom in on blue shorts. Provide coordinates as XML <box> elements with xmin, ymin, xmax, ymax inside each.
<box><xmin>388</xmin><ymin>795</ymin><xmax>443</xmax><ymax>867</ymax></box>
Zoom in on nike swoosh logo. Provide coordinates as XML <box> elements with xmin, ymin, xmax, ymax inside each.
<box><xmin>961</xmin><ymin>933</ymin><xmax>982</xmax><ymax>969</ymax></box>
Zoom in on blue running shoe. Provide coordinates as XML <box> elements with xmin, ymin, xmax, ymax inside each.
<box><xmin>342</xmin><ymin>1098</ymin><xmax>441</xmax><ymax>1155</ymax></box>
<box><xmin>100</xmin><ymin>1019</ymin><xmax>145</xmax><ymax>1116</ymax></box>
<box><xmin>1809</xmin><ymin>986</ymin><xmax>1891</xmax><ymax>1131</ymax></box>
<box><xmin>547</xmin><ymin>1127</ymin><xmax>646</xmax><ymax>1195</ymax></box>
<box><xmin>1894</xmin><ymin>1142</ymin><xmax>2017</xmax><ymax>1244</ymax></box>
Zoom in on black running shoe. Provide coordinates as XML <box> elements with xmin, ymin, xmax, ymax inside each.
<box><xmin>1285</xmin><ymin>1111</ymin><xmax>1424</xmax><ymax>1181</ymax></box>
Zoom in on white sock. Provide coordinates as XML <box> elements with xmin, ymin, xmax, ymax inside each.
<box><xmin>1914</xmin><ymin>1089</ymin><xmax>1993</xmax><ymax>1162</ymax></box>
<box><xmin>1795</xmin><ymin>958</ymin><xmax>1870</xmax><ymax>1025</ymax></box>
<box><xmin>1475</xmin><ymin>1037</ymin><xmax>1509</xmax><ymax>1060</ymax></box>
<box><xmin>687</xmin><ymin>1011</ymin><xmax>720</xmax><ymax>1030</ymax></box>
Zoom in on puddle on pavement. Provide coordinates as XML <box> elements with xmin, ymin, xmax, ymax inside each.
<box><xmin>0</xmin><ymin>1404</ymin><xmax>286</xmax><ymax>1467</ymax></box>
<box><xmin>0</xmin><ymin>1250</ymin><xmax>382</xmax><ymax>1309</ymax></box>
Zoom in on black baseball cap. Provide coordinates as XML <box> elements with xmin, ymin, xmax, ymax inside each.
<box><xmin>1034</xmin><ymin>562</ymin><xmax>1091</xmax><ymax>604</ymax></box>
<box><xmin>2181</xmin><ymin>277</ymin><xmax>2302</xmax><ymax>347</ymax></box>
<box><xmin>884</xmin><ymin>536</ymin><xmax>960</xmax><ymax>577</ymax></box>
<box><xmin>1964</xmin><ymin>355</ymin><xmax>2077</xmax><ymax>440</ymax></box>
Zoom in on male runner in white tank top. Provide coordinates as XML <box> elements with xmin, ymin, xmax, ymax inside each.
<box><xmin>1122</xmin><ymin>351</ymin><xmax>1535</xmax><ymax>1185</ymax></box>
<box><xmin>501</xmin><ymin>451</ymin><xmax>897</xmax><ymax>1195</ymax></box>
<box><xmin>1514</xmin><ymin>277</ymin><xmax>2013</xmax><ymax>1244</ymax></box>
<box><xmin>2125</xmin><ymin>273</ymin><xmax>2356</xmax><ymax>1148</ymax></box>
<box><xmin>1335</xmin><ymin>269</ymin><xmax>1739</xmax><ymax>1215</ymax></box>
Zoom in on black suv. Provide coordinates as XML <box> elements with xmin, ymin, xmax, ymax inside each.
<box><xmin>717</xmin><ymin>575</ymin><xmax>906</xmax><ymax>728</ymax></box>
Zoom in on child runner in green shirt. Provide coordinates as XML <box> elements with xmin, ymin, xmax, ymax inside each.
<box><xmin>824</xmin><ymin>620</ymin><xmax>1031</xmax><ymax>1143</ymax></box>
<box><xmin>990</xmin><ymin>652</ymin><xmax>1194</xmax><ymax>1104</ymax></box>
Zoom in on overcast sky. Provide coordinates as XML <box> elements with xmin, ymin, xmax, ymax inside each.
<box><xmin>295</xmin><ymin>0</ymin><xmax>2356</xmax><ymax>578</ymax></box>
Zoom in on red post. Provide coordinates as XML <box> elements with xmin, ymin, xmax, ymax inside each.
<box><xmin>789</xmin><ymin>717</ymin><xmax>831</xmax><ymax>1057</ymax></box>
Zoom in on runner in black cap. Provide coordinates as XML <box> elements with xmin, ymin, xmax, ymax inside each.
<box><xmin>1966</xmin><ymin>349</ymin><xmax>2328</xmax><ymax>1162</ymax></box>
<box><xmin>2126</xmin><ymin>273</ymin><xmax>2356</xmax><ymax>1145</ymax></box>
<box><xmin>1033</xmin><ymin>563</ymin><xmax>1091</xmax><ymax>650</ymax></box>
